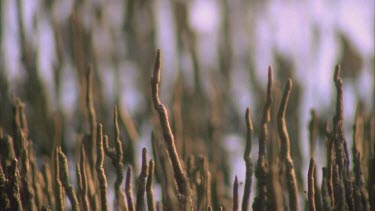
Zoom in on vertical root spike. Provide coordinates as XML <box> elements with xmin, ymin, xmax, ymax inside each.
<box><xmin>136</xmin><ymin>148</ymin><xmax>148</xmax><ymax>211</ymax></box>
<box><xmin>150</xmin><ymin>49</ymin><xmax>192</xmax><ymax>209</ymax></box>
<box><xmin>277</xmin><ymin>79</ymin><xmax>299</xmax><ymax>211</ymax></box>
<box><xmin>125</xmin><ymin>166</ymin><xmax>135</xmax><ymax>211</ymax></box>
<box><xmin>308</xmin><ymin>158</ymin><xmax>316</xmax><ymax>211</ymax></box>
<box><xmin>96</xmin><ymin>124</ymin><xmax>109</xmax><ymax>211</ymax></box>
<box><xmin>242</xmin><ymin>107</ymin><xmax>254</xmax><ymax>211</ymax></box>
<box><xmin>233</xmin><ymin>176</ymin><xmax>239</xmax><ymax>211</ymax></box>
<box><xmin>146</xmin><ymin>160</ymin><xmax>156</xmax><ymax>211</ymax></box>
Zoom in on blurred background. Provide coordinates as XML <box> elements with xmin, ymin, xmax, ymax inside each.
<box><xmin>1</xmin><ymin>0</ymin><xmax>374</xmax><ymax>209</ymax></box>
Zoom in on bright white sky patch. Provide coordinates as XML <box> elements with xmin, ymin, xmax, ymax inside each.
<box><xmin>189</xmin><ymin>0</ymin><xmax>220</xmax><ymax>34</ymax></box>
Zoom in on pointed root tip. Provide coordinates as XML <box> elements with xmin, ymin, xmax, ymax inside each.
<box><xmin>11</xmin><ymin>159</ymin><xmax>18</xmax><ymax>167</ymax></box>
<box><xmin>309</xmin><ymin>158</ymin><xmax>315</xmax><ymax>173</ymax></box>
<box><xmin>310</xmin><ymin>157</ymin><xmax>315</xmax><ymax>166</ymax></box>
<box><xmin>245</xmin><ymin>107</ymin><xmax>250</xmax><ymax>124</ymax></box>
<box><xmin>149</xmin><ymin>160</ymin><xmax>154</xmax><ymax>168</ymax></box>
<box><xmin>266</xmin><ymin>66</ymin><xmax>273</xmax><ymax>107</ymax></box>
<box><xmin>155</xmin><ymin>49</ymin><xmax>161</xmax><ymax>68</ymax></box>
<box><xmin>153</xmin><ymin>49</ymin><xmax>161</xmax><ymax>82</ymax></box>
<box><xmin>334</xmin><ymin>64</ymin><xmax>341</xmax><ymax>81</ymax></box>
<box><xmin>286</xmin><ymin>79</ymin><xmax>293</xmax><ymax>90</ymax></box>
<box><xmin>245</xmin><ymin>107</ymin><xmax>253</xmax><ymax>131</ymax></box>
<box><xmin>151</xmin><ymin>130</ymin><xmax>156</xmax><ymax>141</ymax></box>
<box><xmin>97</xmin><ymin>123</ymin><xmax>103</xmax><ymax>138</ymax></box>
<box><xmin>268</xmin><ymin>66</ymin><xmax>273</xmax><ymax>84</ymax></box>
<box><xmin>81</xmin><ymin>144</ymin><xmax>85</xmax><ymax>155</ymax></box>
<box><xmin>142</xmin><ymin>148</ymin><xmax>147</xmax><ymax>160</ymax></box>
